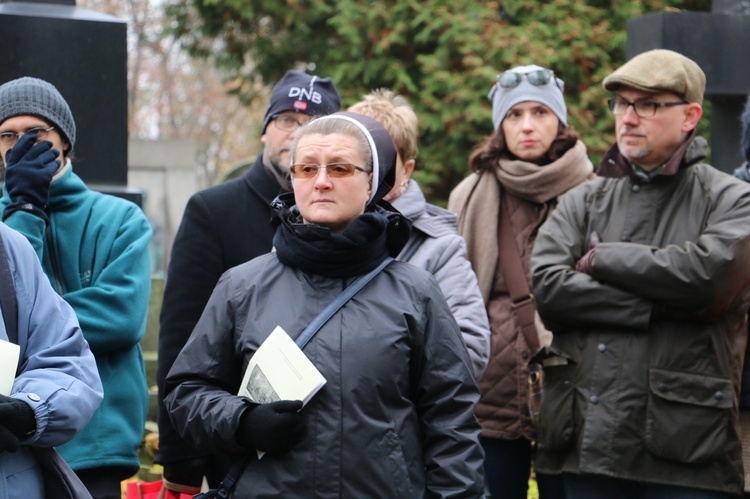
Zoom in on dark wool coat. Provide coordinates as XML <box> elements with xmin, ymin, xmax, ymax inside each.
<box><xmin>156</xmin><ymin>155</ymin><xmax>286</xmax><ymax>468</ymax></box>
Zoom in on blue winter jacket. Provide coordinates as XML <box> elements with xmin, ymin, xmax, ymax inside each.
<box><xmin>0</xmin><ymin>222</ymin><xmax>103</xmax><ymax>497</ymax></box>
<box><xmin>0</xmin><ymin>162</ymin><xmax>152</xmax><ymax>476</ymax></box>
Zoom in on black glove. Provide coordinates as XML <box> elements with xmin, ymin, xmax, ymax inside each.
<box><xmin>0</xmin><ymin>395</ymin><xmax>37</xmax><ymax>453</ymax></box>
<box><xmin>162</xmin><ymin>456</ymin><xmax>207</xmax><ymax>490</ymax></box>
<box><xmin>236</xmin><ymin>400</ymin><xmax>304</xmax><ymax>456</ymax></box>
<box><xmin>3</xmin><ymin>132</ymin><xmax>60</xmax><ymax>216</ymax></box>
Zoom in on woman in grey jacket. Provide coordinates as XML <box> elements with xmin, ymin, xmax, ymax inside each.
<box><xmin>348</xmin><ymin>89</ymin><xmax>490</xmax><ymax>379</ymax></box>
<box><xmin>164</xmin><ymin>112</ymin><xmax>485</xmax><ymax>498</ymax></box>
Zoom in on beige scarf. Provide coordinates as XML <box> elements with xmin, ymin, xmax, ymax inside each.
<box><xmin>449</xmin><ymin>140</ymin><xmax>594</xmax><ymax>303</ymax></box>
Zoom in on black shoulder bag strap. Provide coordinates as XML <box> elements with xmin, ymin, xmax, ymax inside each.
<box><xmin>0</xmin><ymin>232</ymin><xmax>19</xmax><ymax>346</ymax></box>
<box><xmin>196</xmin><ymin>256</ymin><xmax>394</xmax><ymax>499</ymax></box>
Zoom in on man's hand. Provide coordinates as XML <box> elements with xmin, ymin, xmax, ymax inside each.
<box><xmin>575</xmin><ymin>232</ymin><xmax>601</xmax><ymax>275</ymax></box>
<box><xmin>4</xmin><ymin>132</ymin><xmax>60</xmax><ymax>212</ymax></box>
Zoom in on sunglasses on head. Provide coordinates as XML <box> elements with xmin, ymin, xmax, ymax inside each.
<box><xmin>496</xmin><ymin>69</ymin><xmax>562</xmax><ymax>92</ymax></box>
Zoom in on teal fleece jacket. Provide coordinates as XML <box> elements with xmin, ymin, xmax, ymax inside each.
<box><xmin>1</xmin><ymin>162</ymin><xmax>152</xmax><ymax>475</ymax></box>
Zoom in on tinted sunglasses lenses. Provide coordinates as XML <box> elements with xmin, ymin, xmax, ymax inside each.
<box><xmin>498</xmin><ymin>70</ymin><xmax>552</xmax><ymax>88</ymax></box>
<box><xmin>498</xmin><ymin>72</ymin><xmax>522</xmax><ymax>88</ymax></box>
<box><xmin>526</xmin><ymin>70</ymin><xmax>551</xmax><ymax>86</ymax></box>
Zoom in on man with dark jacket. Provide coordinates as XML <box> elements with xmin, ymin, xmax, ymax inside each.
<box><xmin>155</xmin><ymin>70</ymin><xmax>340</xmax><ymax>493</ymax></box>
<box><xmin>530</xmin><ymin>49</ymin><xmax>750</xmax><ymax>497</ymax></box>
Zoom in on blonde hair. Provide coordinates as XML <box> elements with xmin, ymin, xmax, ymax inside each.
<box><xmin>347</xmin><ymin>89</ymin><xmax>418</xmax><ymax>163</ymax></box>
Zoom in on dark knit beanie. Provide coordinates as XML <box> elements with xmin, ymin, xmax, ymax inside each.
<box><xmin>262</xmin><ymin>70</ymin><xmax>341</xmax><ymax>134</ymax></box>
<box><xmin>0</xmin><ymin>77</ymin><xmax>76</xmax><ymax>151</ymax></box>
<box><xmin>742</xmin><ymin>94</ymin><xmax>750</xmax><ymax>163</ymax></box>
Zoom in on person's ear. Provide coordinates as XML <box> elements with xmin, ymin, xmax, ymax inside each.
<box><xmin>403</xmin><ymin>159</ymin><xmax>416</xmax><ymax>183</ymax></box>
<box><xmin>682</xmin><ymin>103</ymin><xmax>703</xmax><ymax>133</ymax></box>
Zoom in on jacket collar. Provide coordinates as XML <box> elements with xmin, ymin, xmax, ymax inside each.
<box><xmin>598</xmin><ymin>131</ymin><xmax>707</xmax><ymax>180</ymax></box>
<box><xmin>242</xmin><ymin>154</ymin><xmax>288</xmax><ymax>205</ymax></box>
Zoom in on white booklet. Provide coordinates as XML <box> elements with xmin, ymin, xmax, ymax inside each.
<box><xmin>238</xmin><ymin>326</ymin><xmax>327</xmax><ymax>457</ymax></box>
<box><xmin>0</xmin><ymin>339</ymin><xmax>20</xmax><ymax>396</ymax></box>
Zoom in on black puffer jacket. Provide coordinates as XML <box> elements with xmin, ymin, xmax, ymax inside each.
<box><xmin>164</xmin><ymin>199</ymin><xmax>485</xmax><ymax>498</ymax></box>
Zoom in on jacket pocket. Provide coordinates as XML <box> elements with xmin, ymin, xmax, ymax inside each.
<box><xmin>645</xmin><ymin>367</ymin><xmax>732</xmax><ymax>464</ymax></box>
<box><xmin>537</xmin><ymin>362</ymin><xmax>577</xmax><ymax>452</ymax></box>
<box><xmin>375</xmin><ymin>429</ymin><xmax>415</xmax><ymax>498</ymax></box>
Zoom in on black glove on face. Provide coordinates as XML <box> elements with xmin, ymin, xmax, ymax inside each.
<box><xmin>236</xmin><ymin>400</ymin><xmax>304</xmax><ymax>456</ymax></box>
<box><xmin>0</xmin><ymin>395</ymin><xmax>37</xmax><ymax>453</ymax></box>
<box><xmin>3</xmin><ymin>132</ymin><xmax>60</xmax><ymax>212</ymax></box>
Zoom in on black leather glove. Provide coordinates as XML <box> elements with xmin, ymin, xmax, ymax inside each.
<box><xmin>162</xmin><ymin>456</ymin><xmax>207</xmax><ymax>490</ymax></box>
<box><xmin>236</xmin><ymin>400</ymin><xmax>304</xmax><ymax>456</ymax></box>
<box><xmin>0</xmin><ymin>395</ymin><xmax>37</xmax><ymax>453</ymax></box>
<box><xmin>3</xmin><ymin>132</ymin><xmax>60</xmax><ymax>217</ymax></box>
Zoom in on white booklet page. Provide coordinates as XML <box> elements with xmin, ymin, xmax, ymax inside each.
<box><xmin>0</xmin><ymin>339</ymin><xmax>20</xmax><ymax>396</ymax></box>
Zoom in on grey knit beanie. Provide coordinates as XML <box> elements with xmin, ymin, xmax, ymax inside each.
<box><xmin>489</xmin><ymin>64</ymin><xmax>567</xmax><ymax>130</ymax></box>
<box><xmin>0</xmin><ymin>77</ymin><xmax>76</xmax><ymax>150</ymax></box>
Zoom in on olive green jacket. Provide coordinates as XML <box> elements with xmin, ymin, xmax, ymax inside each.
<box><xmin>530</xmin><ymin>136</ymin><xmax>750</xmax><ymax>495</ymax></box>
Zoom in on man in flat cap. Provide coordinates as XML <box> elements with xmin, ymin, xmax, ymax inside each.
<box><xmin>155</xmin><ymin>70</ymin><xmax>341</xmax><ymax>494</ymax></box>
<box><xmin>530</xmin><ymin>49</ymin><xmax>750</xmax><ymax>497</ymax></box>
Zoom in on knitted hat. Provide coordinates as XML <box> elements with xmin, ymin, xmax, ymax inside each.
<box><xmin>742</xmin><ymin>95</ymin><xmax>750</xmax><ymax>163</ymax></box>
<box><xmin>603</xmin><ymin>49</ymin><xmax>706</xmax><ymax>104</ymax></box>
<box><xmin>262</xmin><ymin>70</ymin><xmax>341</xmax><ymax>134</ymax></box>
<box><xmin>313</xmin><ymin>112</ymin><xmax>397</xmax><ymax>207</ymax></box>
<box><xmin>0</xmin><ymin>77</ymin><xmax>76</xmax><ymax>150</ymax></box>
<box><xmin>489</xmin><ymin>65</ymin><xmax>567</xmax><ymax>130</ymax></box>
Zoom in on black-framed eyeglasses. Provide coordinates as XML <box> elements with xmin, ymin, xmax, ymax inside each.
<box><xmin>290</xmin><ymin>163</ymin><xmax>370</xmax><ymax>179</ymax></box>
<box><xmin>272</xmin><ymin>114</ymin><xmax>307</xmax><ymax>132</ymax></box>
<box><xmin>0</xmin><ymin>126</ymin><xmax>55</xmax><ymax>145</ymax></box>
<box><xmin>497</xmin><ymin>69</ymin><xmax>563</xmax><ymax>92</ymax></box>
<box><xmin>607</xmin><ymin>98</ymin><xmax>688</xmax><ymax>118</ymax></box>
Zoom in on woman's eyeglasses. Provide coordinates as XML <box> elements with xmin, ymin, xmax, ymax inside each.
<box><xmin>290</xmin><ymin>163</ymin><xmax>370</xmax><ymax>179</ymax></box>
<box><xmin>496</xmin><ymin>70</ymin><xmax>562</xmax><ymax>92</ymax></box>
<box><xmin>0</xmin><ymin>126</ymin><xmax>55</xmax><ymax>145</ymax></box>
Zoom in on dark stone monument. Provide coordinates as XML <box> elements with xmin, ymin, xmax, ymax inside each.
<box><xmin>626</xmin><ymin>1</ymin><xmax>750</xmax><ymax>173</ymax></box>
<box><xmin>0</xmin><ymin>0</ymin><xmax>141</xmax><ymax>204</ymax></box>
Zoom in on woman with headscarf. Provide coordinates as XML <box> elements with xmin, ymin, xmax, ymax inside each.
<box><xmin>164</xmin><ymin>112</ymin><xmax>485</xmax><ymax>497</ymax></box>
<box><xmin>449</xmin><ymin>65</ymin><xmax>595</xmax><ymax>499</ymax></box>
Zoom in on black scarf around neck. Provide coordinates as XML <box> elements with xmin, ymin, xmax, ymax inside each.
<box><xmin>271</xmin><ymin>194</ymin><xmax>410</xmax><ymax>278</ymax></box>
